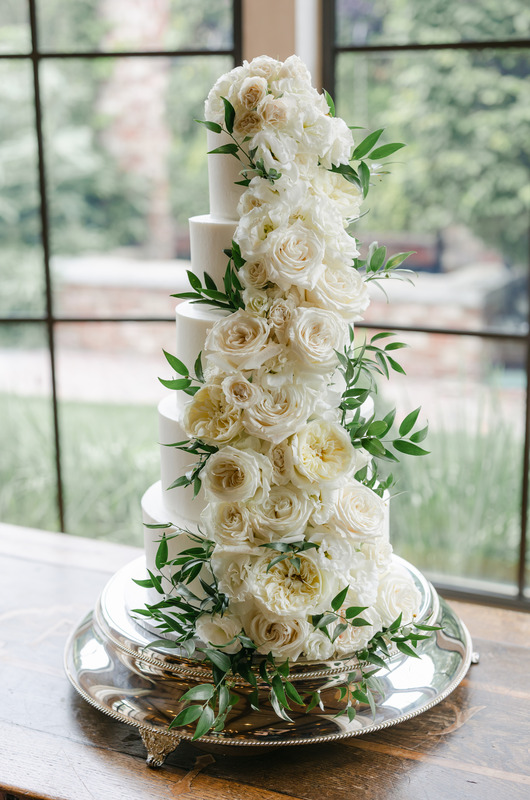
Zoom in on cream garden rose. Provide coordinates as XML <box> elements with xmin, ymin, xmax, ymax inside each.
<box><xmin>237</xmin><ymin>75</ymin><xmax>268</xmax><ymax>110</ymax></box>
<box><xmin>375</xmin><ymin>565</ymin><xmax>422</xmax><ymax>627</ymax></box>
<box><xmin>291</xmin><ymin>420</ymin><xmax>355</xmax><ymax>486</ymax></box>
<box><xmin>183</xmin><ymin>383</ymin><xmax>242</xmax><ymax>444</ymax></box>
<box><xmin>221</xmin><ymin>373</ymin><xmax>262</xmax><ymax>409</ymax></box>
<box><xmin>250</xmin><ymin>551</ymin><xmax>339</xmax><ymax>617</ymax></box>
<box><xmin>202</xmin><ymin>446</ymin><xmax>272</xmax><ymax>503</ymax></box>
<box><xmin>264</xmin><ymin>219</ymin><xmax>326</xmax><ymax>291</ymax></box>
<box><xmin>242</xmin><ymin>382</ymin><xmax>314</xmax><ymax>443</ymax></box>
<box><xmin>330</xmin><ymin>481</ymin><xmax>387</xmax><ymax>541</ymax></box>
<box><xmin>251</xmin><ymin>484</ymin><xmax>313</xmax><ymax>541</ymax></box>
<box><xmin>201</xmin><ymin>501</ymin><xmax>255</xmax><ymax>546</ymax></box>
<box><xmin>266</xmin><ymin>438</ymin><xmax>295</xmax><ymax>485</ymax></box>
<box><xmin>305</xmin><ymin>265</ymin><xmax>370</xmax><ymax>322</ymax></box>
<box><xmin>195</xmin><ymin>612</ymin><xmax>242</xmax><ymax>654</ymax></box>
<box><xmin>288</xmin><ymin>306</ymin><xmax>348</xmax><ymax>372</ymax></box>
<box><xmin>241</xmin><ymin>610</ymin><xmax>310</xmax><ymax>661</ymax></box>
<box><xmin>205</xmin><ymin>309</ymin><xmax>281</xmax><ymax>371</ymax></box>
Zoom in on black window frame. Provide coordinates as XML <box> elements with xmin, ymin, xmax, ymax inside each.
<box><xmin>322</xmin><ymin>0</ymin><xmax>530</xmax><ymax>610</ymax></box>
<box><xmin>0</xmin><ymin>0</ymin><xmax>242</xmax><ymax>534</ymax></box>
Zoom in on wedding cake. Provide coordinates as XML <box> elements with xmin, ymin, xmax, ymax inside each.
<box><xmin>140</xmin><ymin>55</ymin><xmax>428</xmax><ymax>672</ymax></box>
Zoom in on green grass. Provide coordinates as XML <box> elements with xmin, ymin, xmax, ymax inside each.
<box><xmin>0</xmin><ymin>394</ymin><xmax>158</xmax><ymax>546</ymax></box>
<box><xmin>0</xmin><ymin>392</ymin><xmax>523</xmax><ymax>585</ymax></box>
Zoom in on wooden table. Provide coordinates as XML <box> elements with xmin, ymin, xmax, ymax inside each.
<box><xmin>1</xmin><ymin>522</ymin><xmax>529</xmax><ymax>800</ymax></box>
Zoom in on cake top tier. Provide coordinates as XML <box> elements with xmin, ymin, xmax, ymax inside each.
<box><xmin>203</xmin><ymin>55</ymin><xmax>355</xmax><ymax>221</ymax></box>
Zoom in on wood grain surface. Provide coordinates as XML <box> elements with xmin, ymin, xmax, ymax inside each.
<box><xmin>1</xmin><ymin>523</ymin><xmax>529</xmax><ymax>800</ymax></box>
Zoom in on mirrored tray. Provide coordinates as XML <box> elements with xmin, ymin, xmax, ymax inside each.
<box><xmin>64</xmin><ymin>556</ymin><xmax>473</xmax><ymax>766</ymax></box>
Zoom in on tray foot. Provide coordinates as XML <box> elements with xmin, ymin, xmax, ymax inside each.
<box><xmin>140</xmin><ymin>728</ymin><xmax>180</xmax><ymax>767</ymax></box>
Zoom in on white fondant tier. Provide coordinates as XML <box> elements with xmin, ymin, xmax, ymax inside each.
<box><xmin>141</xmin><ymin>481</ymin><xmax>209</xmax><ymax>597</ymax></box>
<box><xmin>207</xmin><ymin>129</ymin><xmax>245</xmax><ymax>219</ymax></box>
<box><xmin>175</xmin><ymin>301</ymin><xmax>229</xmax><ymax>375</ymax></box>
<box><xmin>158</xmin><ymin>394</ymin><xmax>206</xmax><ymax>522</ymax></box>
<box><xmin>189</xmin><ymin>214</ymin><xmax>238</xmax><ymax>288</ymax></box>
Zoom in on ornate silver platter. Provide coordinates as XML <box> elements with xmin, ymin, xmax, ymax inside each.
<box><xmin>64</xmin><ymin>556</ymin><xmax>473</xmax><ymax>766</ymax></box>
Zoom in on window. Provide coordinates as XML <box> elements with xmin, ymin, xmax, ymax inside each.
<box><xmin>322</xmin><ymin>0</ymin><xmax>530</xmax><ymax>607</ymax></box>
<box><xmin>0</xmin><ymin>0</ymin><xmax>241</xmax><ymax>544</ymax></box>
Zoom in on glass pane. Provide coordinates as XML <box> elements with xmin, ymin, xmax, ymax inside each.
<box><xmin>337</xmin><ymin>49</ymin><xmax>530</xmax><ymax>334</ymax></box>
<box><xmin>336</xmin><ymin>0</ymin><xmax>530</xmax><ymax>47</ymax></box>
<box><xmin>364</xmin><ymin>328</ymin><xmax>524</xmax><ymax>591</ymax></box>
<box><xmin>37</xmin><ymin>0</ymin><xmax>233</xmax><ymax>53</ymax></box>
<box><xmin>0</xmin><ymin>324</ymin><xmax>59</xmax><ymax>531</ymax></box>
<box><xmin>56</xmin><ymin>321</ymin><xmax>172</xmax><ymax>543</ymax></box>
<box><xmin>0</xmin><ymin>0</ymin><xmax>31</xmax><ymax>53</ymax></box>
<box><xmin>40</xmin><ymin>55</ymin><xmax>231</xmax><ymax>317</ymax></box>
<box><xmin>0</xmin><ymin>60</ymin><xmax>45</xmax><ymax>316</ymax></box>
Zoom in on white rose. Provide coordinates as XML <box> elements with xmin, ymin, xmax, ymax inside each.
<box><xmin>360</xmin><ymin>539</ymin><xmax>393</xmax><ymax>573</ymax></box>
<box><xmin>201</xmin><ymin>501</ymin><xmax>255</xmax><ymax>546</ymax></box>
<box><xmin>239</xmin><ymin>258</ymin><xmax>269</xmax><ymax>289</ymax></box>
<box><xmin>246</xmin><ymin>55</ymin><xmax>281</xmax><ymax>81</ymax></box>
<box><xmin>233</xmin><ymin>109</ymin><xmax>263</xmax><ymax>137</ymax></box>
<box><xmin>183</xmin><ymin>383</ymin><xmax>243</xmax><ymax>445</ymax></box>
<box><xmin>268</xmin><ymin>294</ymin><xmax>299</xmax><ymax>343</ymax></box>
<box><xmin>305</xmin><ymin>265</ymin><xmax>369</xmax><ymax>322</ymax></box>
<box><xmin>292</xmin><ymin>420</ymin><xmax>355</xmax><ymax>486</ymax></box>
<box><xmin>251</xmin><ymin>551</ymin><xmax>339</xmax><ymax>617</ymax></box>
<box><xmin>288</xmin><ymin>306</ymin><xmax>348</xmax><ymax>372</ymax></box>
<box><xmin>202</xmin><ymin>446</ymin><xmax>272</xmax><ymax>503</ymax></box>
<box><xmin>308</xmin><ymin>528</ymin><xmax>356</xmax><ymax>577</ymax></box>
<box><xmin>330</xmin><ymin>481</ymin><xmax>386</xmax><ymax>541</ymax></box>
<box><xmin>375</xmin><ymin>565</ymin><xmax>422</xmax><ymax>628</ymax></box>
<box><xmin>266</xmin><ymin>439</ymin><xmax>295</xmax><ymax>485</ymax></box>
<box><xmin>249</xmin><ymin>127</ymin><xmax>298</xmax><ymax>172</ymax></box>
<box><xmin>204</xmin><ymin>65</ymin><xmax>248</xmax><ymax>123</ymax></box>
<box><xmin>343</xmin><ymin>550</ymin><xmax>380</xmax><ymax>607</ymax></box>
<box><xmin>242</xmin><ymin>382</ymin><xmax>314</xmax><ymax>444</ymax></box>
<box><xmin>311</xmin><ymin>169</ymin><xmax>363</xmax><ymax>219</ymax></box>
<box><xmin>242</xmin><ymin>610</ymin><xmax>310</xmax><ymax>660</ymax></box>
<box><xmin>195</xmin><ymin>612</ymin><xmax>242</xmax><ymax>654</ymax></box>
<box><xmin>264</xmin><ymin>220</ymin><xmax>325</xmax><ymax>291</ymax></box>
<box><xmin>277</xmin><ymin>55</ymin><xmax>313</xmax><ymax>86</ymax></box>
<box><xmin>211</xmin><ymin>545</ymin><xmax>255</xmax><ymax>602</ymax></box>
<box><xmin>319</xmin><ymin>116</ymin><xmax>354</xmax><ymax>169</ymax></box>
<box><xmin>205</xmin><ymin>309</ymin><xmax>281</xmax><ymax>371</ymax></box>
<box><xmin>258</xmin><ymin>94</ymin><xmax>288</xmax><ymax>127</ymax></box>
<box><xmin>333</xmin><ymin>604</ymin><xmax>383</xmax><ymax>657</ymax></box>
<box><xmin>238</xmin><ymin>75</ymin><xmax>268</xmax><ymax>110</ymax></box>
<box><xmin>251</xmin><ymin>484</ymin><xmax>313</xmax><ymax>541</ymax></box>
<box><xmin>221</xmin><ymin>373</ymin><xmax>262</xmax><ymax>409</ymax></box>
<box><xmin>242</xmin><ymin>288</ymin><xmax>270</xmax><ymax>315</ymax></box>
<box><xmin>303</xmin><ymin>629</ymin><xmax>335</xmax><ymax>662</ymax></box>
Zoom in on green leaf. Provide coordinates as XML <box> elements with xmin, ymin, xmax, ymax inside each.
<box><xmin>414</xmin><ymin>623</ymin><xmax>443</xmax><ymax>631</ymax></box>
<box><xmin>313</xmin><ymin>612</ymin><xmax>337</xmax><ymax>630</ymax></box>
<box><xmin>387</xmin><ymin>356</ymin><xmax>406</xmax><ymax>375</ymax></box>
<box><xmin>284</xmin><ymin>681</ymin><xmax>305</xmax><ymax>706</ymax></box>
<box><xmin>358</xmin><ymin>159</ymin><xmax>370</xmax><ymax>197</ymax></box>
<box><xmin>410</xmin><ymin>425</ymin><xmax>428</xmax><ymax>443</ymax></box>
<box><xmin>155</xmin><ymin>536</ymin><xmax>168</xmax><ymax>570</ymax></box>
<box><xmin>195</xmin><ymin>119</ymin><xmax>222</xmax><ymax>134</ymax></box>
<box><xmin>132</xmin><ymin>577</ymin><xmax>153</xmax><ymax>588</ymax></box>
<box><xmin>370</xmin><ymin>245</ymin><xmax>386</xmax><ymax>272</ymax></box>
<box><xmin>330</xmin><ymin>162</ymin><xmax>360</xmax><ymax>187</ymax></box>
<box><xmin>193</xmin><ymin>351</ymin><xmax>204</xmax><ymax>383</ymax></box>
<box><xmin>180</xmin><ymin>684</ymin><xmax>215</xmax><ymax>703</ymax></box>
<box><xmin>347</xmin><ymin>706</ymin><xmax>357</xmax><ymax>722</ymax></box>
<box><xmin>192</xmin><ymin>704</ymin><xmax>215</xmax><ymax>740</ymax></box>
<box><xmin>305</xmin><ymin>691</ymin><xmax>321</xmax><ymax>713</ymax></box>
<box><xmin>396</xmin><ymin>641</ymin><xmax>421</xmax><ymax>659</ymax></box>
<box><xmin>345</xmin><ymin>606</ymin><xmax>369</xmax><ymax>619</ymax></box>
<box><xmin>168</xmin><ymin>704</ymin><xmax>202</xmax><ymax>729</ymax></box>
<box><xmin>158</xmin><ymin>377</ymin><xmax>191</xmax><ymax>391</ymax></box>
<box><xmin>187</xmin><ymin>270</ymin><xmax>202</xmax><ymax>292</ymax></box>
<box><xmin>351</xmin><ymin>687</ymin><xmax>370</xmax><ymax>704</ymax></box>
<box><xmin>369</xmin><ymin>142</ymin><xmax>406</xmax><ymax>160</ymax></box>
<box><xmin>222</xmin><ymin>96</ymin><xmax>236</xmax><ymax>133</ymax></box>
<box><xmin>323</xmin><ymin>88</ymin><xmax>335</xmax><ymax>116</ymax></box>
<box><xmin>385</xmin><ymin>250</ymin><xmax>415</xmax><ymax>270</ymax></box>
<box><xmin>332</xmin><ymin>622</ymin><xmax>349</xmax><ymax>642</ymax></box>
<box><xmin>271</xmin><ymin>675</ymin><xmax>290</xmax><ymax>710</ymax></box>
<box><xmin>218</xmin><ymin>683</ymin><xmax>230</xmax><ymax>716</ymax></box>
<box><xmin>203</xmin><ymin>272</ymin><xmax>217</xmax><ymax>290</ymax></box>
<box><xmin>399</xmin><ymin>407</ymin><xmax>421</xmax><ymax>437</ymax></box>
<box><xmin>365</xmin><ymin>653</ymin><xmax>387</xmax><ymax>670</ymax></box>
<box><xmin>331</xmin><ymin>585</ymin><xmax>349</xmax><ymax>612</ymax></box>
<box><xmin>393</xmin><ymin>440</ymin><xmax>430</xmax><ymax>457</ymax></box>
<box><xmin>146</xmin><ymin>569</ymin><xmax>163</xmax><ymax>594</ymax></box>
<box><xmin>367</xmin><ymin>420</ymin><xmax>388</xmax><ymax>437</ymax></box>
<box><xmin>208</xmin><ymin>143</ymin><xmax>238</xmax><ymax>156</ymax></box>
<box><xmin>205</xmin><ymin>648</ymin><xmax>232</xmax><ymax>673</ymax></box>
<box><xmin>362</xmin><ymin>437</ymin><xmax>386</xmax><ymax>457</ymax></box>
<box><xmin>162</xmin><ymin>349</ymin><xmax>189</xmax><ymax>376</ymax></box>
<box><xmin>352</xmin><ymin>128</ymin><xmax>384</xmax><ymax>160</ymax></box>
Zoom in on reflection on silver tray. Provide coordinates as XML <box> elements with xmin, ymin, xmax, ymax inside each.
<box><xmin>64</xmin><ymin>556</ymin><xmax>473</xmax><ymax>765</ymax></box>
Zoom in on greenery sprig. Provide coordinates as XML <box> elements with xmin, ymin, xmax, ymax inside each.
<box><xmin>196</xmin><ymin>96</ymin><xmax>282</xmax><ymax>185</ymax></box>
<box><xmin>159</xmin><ymin>349</ymin><xmax>205</xmax><ymax>397</ymax></box>
<box><xmin>258</xmin><ymin>539</ymin><xmax>319</xmax><ymax>571</ymax></box>
<box><xmin>355</xmin><ymin>241</ymin><xmax>416</xmax><ymax>292</ymax></box>
<box><xmin>172</xmin><ymin>241</ymin><xmax>246</xmax><ymax>312</ymax></box>
<box><xmin>135</xmin><ymin>538</ymin><xmax>443</xmax><ymax>739</ymax></box>
<box><xmin>164</xmin><ymin>440</ymin><xmax>218</xmax><ymax>498</ymax></box>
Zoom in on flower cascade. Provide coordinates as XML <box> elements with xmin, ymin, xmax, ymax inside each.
<box><xmin>167</xmin><ymin>55</ymin><xmax>425</xmax><ymax>663</ymax></box>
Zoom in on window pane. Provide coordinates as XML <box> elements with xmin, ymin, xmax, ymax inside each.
<box><xmin>0</xmin><ymin>0</ymin><xmax>31</xmax><ymax>53</ymax></box>
<box><xmin>40</xmin><ymin>55</ymin><xmax>231</xmax><ymax>317</ymax></box>
<box><xmin>366</xmin><ymin>328</ymin><xmax>524</xmax><ymax>592</ymax></box>
<box><xmin>0</xmin><ymin>324</ymin><xmax>59</xmax><ymax>531</ymax></box>
<box><xmin>337</xmin><ymin>48</ymin><xmax>530</xmax><ymax>335</ymax></box>
<box><xmin>336</xmin><ymin>0</ymin><xmax>530</xmax><ymax>47</ymax></box>
<box><xmin>0</xmin><ymin>60</ymin><xmax>45</xmax><ymax>316</ymax></box>
<box><xmin>37</xmin><ymin>0</ymin><xmax>233</xmax><ymax>53</ymax></box>
<box><xmin>55</xmin><ymin>321</ymin><xmax>172</xmax><ymax>543</ymax></box>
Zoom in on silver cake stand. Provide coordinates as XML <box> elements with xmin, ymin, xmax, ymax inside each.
<box><xmin>64</xmin><ymin>556</ymin><xmax>473</xmax><ymax>766</ymax></box>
